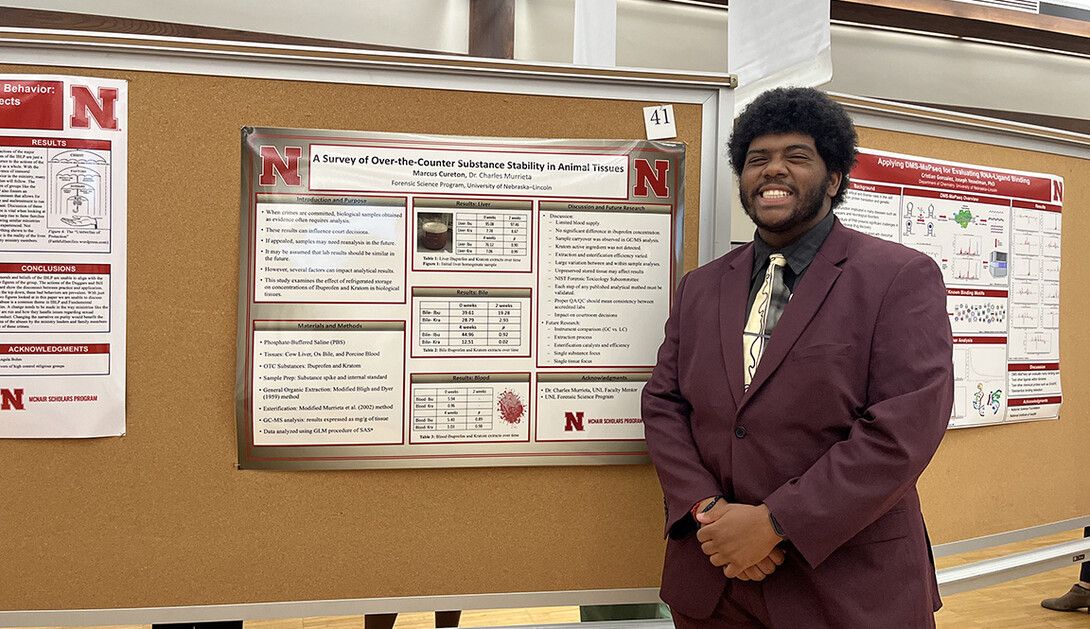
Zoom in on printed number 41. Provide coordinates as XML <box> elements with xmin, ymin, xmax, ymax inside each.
<box><xmin>643</xmin><ymin>104</ymin><xmax>677</xmax><ymax>140</ymax></box>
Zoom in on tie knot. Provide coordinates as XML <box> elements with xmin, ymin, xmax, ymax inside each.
<box><xmin>769</xmin><ymin>253</ymin><xmax>787</xmax><ymax>267</ymax></box>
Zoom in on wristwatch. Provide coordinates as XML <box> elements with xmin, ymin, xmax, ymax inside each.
<box><xmin>769</xmin><ymin>512</ymin><xmax>788</xmax><ymax>540</ymax></box>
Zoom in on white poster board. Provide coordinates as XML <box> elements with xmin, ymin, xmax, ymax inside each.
<box><xmin>0</xmin><ymin>75</ymin><xmax>127</xmax><ymax>438</ymax></box>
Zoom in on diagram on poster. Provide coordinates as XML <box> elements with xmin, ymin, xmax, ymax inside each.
<box><xmin>0</xmin><ymin>75</ymin><xmax>127</xmax><ymax>438</ymax></box>
<box><xmin>50</xmin><ymin>149</ymin><xmax>111</xmax><ymax>232</ymax></box>
<box><xmin>840</xmin><ymin>149</ymin><xmax>1062</xmax><ymax>428</ymax></box>
<box><xmin>236</xmin><ymin>129</ymin><xmax>683</xmax><ymax>468</ymax></box>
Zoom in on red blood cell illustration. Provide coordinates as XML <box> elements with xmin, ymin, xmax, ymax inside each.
<box><xmin>497</xmin><ymin>390</ymin><xmax>524</xmax><ymax>424</ymax></box>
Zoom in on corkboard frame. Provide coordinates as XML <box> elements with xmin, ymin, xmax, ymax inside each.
<box><xmin>0</xmin><ymin>29</ymin><xmax>735</xmax><ymax>624</ymax></box>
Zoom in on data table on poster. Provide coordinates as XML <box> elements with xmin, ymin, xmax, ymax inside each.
<box><xmin>417</xmin><ymin>299</ymin><xmax>523</xmax><ymax>351</ymax></box>
<box><xmin>454</xmin><ymin>212</ymin><xmax>528</xmax><ymax>256</ymax></box>
<box><xmin>413</xmin><ymin>386</ymin><xmax>494</xmax><ymax>432</ymax></box>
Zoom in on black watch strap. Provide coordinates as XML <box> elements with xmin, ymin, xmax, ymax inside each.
<box><xmin>769</xmin><ymin>512</ymin><xmax>788</xmax><ymax>540</ymax></box>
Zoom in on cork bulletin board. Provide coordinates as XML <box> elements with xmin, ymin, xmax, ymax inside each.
<box><xmin>0</xmin><ymin>50</ymin><xmax>719</xmax><ymax>615</ymax></box>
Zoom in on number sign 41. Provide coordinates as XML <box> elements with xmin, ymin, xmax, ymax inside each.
<box><xmin>643</xmin><ymin>104</ymin><xmax>677</xmax><ymax>140</ymax></box>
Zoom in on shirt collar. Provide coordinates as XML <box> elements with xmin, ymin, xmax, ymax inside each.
<box><xmin>751</xmin><ymin>211</ymin><xmax>836</xmax><ymax>279</ymax></box>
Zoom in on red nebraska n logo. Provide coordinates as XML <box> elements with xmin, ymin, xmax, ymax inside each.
<box><xmin>259</xmin><ymin>146</ymin><xmax>303</xmax><ymax>187</ymax></box>
<box><xmin>70</xmin><ymin>86</ymin><xmax>120</xmax><ymax>130</ymax></box>
<box><xmin>634</xmin><ymin>159</ymin><xmax>670</xmax><ymax>198</ymax></box>
<box><xmin>564</xmin><ymin>411</ymin><xmax>585</xmax><ymax>431</ymax></box>
<box><xmin>1</xmin><ymin>388</ymin><xmax>24</xmax><ymax>411</ymax></box>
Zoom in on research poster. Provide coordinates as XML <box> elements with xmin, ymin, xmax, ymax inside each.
<box><xmin>236</xmin><ymin>128</ymin><xmax>684</xmax><ymax>468</ymax></box>
<box><xmin>841</xmin><ymin>149</ymin><xmax>1063</xmax><ymax>428</ymax></box>
<box><xmin>0</xmin><ymin>75</ymin><xmax>127</xmax><ymax>438</ymax></box>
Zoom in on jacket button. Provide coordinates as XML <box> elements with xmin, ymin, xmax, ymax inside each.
<box><xmin>734</xmin><ymin>426</ymin><xmax>747</xmax><ymax>438</ymax></box>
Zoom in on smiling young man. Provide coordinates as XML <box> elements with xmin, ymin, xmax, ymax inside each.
<box><xmin>642</xmin><ymin>87</ymin><xmax>954</xmax><ymax>628</ymax></box>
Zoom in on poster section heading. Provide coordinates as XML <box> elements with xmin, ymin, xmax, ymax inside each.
<box><xmin>840</xmin><ymin>148</ymin><xmax>1062</xmax><ymax>429</ymax></box>
<box><xmin>238</xmin><ymin>130</ymin><xmax>682</xmax><ymax>467</ymax></box>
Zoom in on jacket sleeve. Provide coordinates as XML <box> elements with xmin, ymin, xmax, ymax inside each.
<box><xmin>642</xmin><ymin>271</ymin><xmax>724</xmax><ymax>539</ymax></box>
<box><xmin>762</xmin><ymin>253</ymin><xmax>954</xmax><ymax>567</ymax></box>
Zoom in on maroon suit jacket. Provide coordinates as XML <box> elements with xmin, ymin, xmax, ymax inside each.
<box><xmin>642</xmin><ymin>219</ymin><xmax>953</xmax><ymax>628</ymax></box>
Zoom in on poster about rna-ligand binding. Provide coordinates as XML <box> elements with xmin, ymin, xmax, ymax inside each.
<box><xmin>840</xmin><ymin>148</ymin><xmax>1063</xmax><ymax>429</ymax></box>
<box><xmin>0</xmin><ymin>75</ymin><xmax>128</xmax><ymax>438</ymax></box>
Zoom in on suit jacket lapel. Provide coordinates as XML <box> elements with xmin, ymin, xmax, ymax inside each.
<box><xmin>720</xmin><ymin>245</ymin><xmax>754</xmax><ymax>409</ymax></box>
<box><xmin>741</xmin><ymin>222</ymin><xmax>852</xmax><ymax>404</ymax></box>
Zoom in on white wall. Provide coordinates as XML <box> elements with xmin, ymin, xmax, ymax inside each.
<box><xmin>514</xmin><ymin>0</ymin><xmax>727</xmax><ymax>72</ymax></box>
<box><xmin>7</xmin><ymin>1</ymin><xmax>1087</xmax><ymax>121</ymax></box>
<box><xmin>513</xmin><ymin>0</ymin><xmax>573</xmax><ymax>65</ymax></box>
<box><xmin>825</xmin><ymin>23</ymin><xmax>1090</xmax><ymax>122</ymax></box>
<box><xmin>2</xmin><ymin>0</ymin><xmax>470</xmax><ymax>52</ymax></box>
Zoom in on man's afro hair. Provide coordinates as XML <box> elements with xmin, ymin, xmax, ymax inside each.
<box><xmin>728</xmin><ymin>87</ymin><xmax>858</xmax><ymax>209</ymax></box>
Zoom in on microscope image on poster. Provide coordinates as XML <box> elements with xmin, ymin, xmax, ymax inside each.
<box><xmin>48</xmin><ymin>150</ymin><xmax>111</xmax><ymax>231</ymax></box>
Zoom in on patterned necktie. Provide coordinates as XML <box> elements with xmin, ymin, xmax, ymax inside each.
<box><xmin>743</xmin><ymin>253</ymin><xmax>789</xmax><ymax>390</ymax></box>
